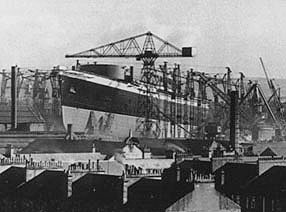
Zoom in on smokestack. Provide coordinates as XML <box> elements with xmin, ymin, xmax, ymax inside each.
<box><xmin>229</xmin><ymin>91</ymin><xmax>238</xmax><ymax>151</ymax></box>
<box><xmin>11</xmin><ymin>66</ymin><xmax>17</xmax><ymax>130</ymax></box>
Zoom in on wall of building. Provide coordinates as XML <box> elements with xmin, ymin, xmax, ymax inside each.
<box><xmin>122</xmin><ymin>145</ymin><xmax>143</xmax><ymax>159</ymax></box>
<box><xmin>258</xmin><ymin>127</ymin><xmax>275</xmax><ymax>141</ymax></box>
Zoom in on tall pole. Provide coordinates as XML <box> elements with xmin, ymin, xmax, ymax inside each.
<box><xmin>229</xmin><ymin>90</ymin><xmax>238</xmax><ymax>152</ymax></box>
<box><xmin>11</xmin><ymin>66</ymin><xmax>17</xmax><ymax>130</ymax></box>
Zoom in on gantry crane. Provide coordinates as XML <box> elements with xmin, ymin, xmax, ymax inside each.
<box><xmin>259</xmin><ymin>57</ymin><xmax>286</xmax><ymax>136</ymax></box>
<box><xmin>0</xmin><ymin>69</ymin><xmax>27</xmax><ymax>101</ymax></box>
<box><xmin>0</xmin><ymin>70</ymin><xmax>10</xmax><ymax>102</ymax></box>
<box><xmin>66</xmin><ymin>31</ymin><xmax>194</xmax><ymax>137</ymax></box>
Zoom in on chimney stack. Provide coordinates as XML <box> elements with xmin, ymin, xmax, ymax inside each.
<box><xmin>229</xmin><ymin>90</ymin><xmax>238</xmax><ymax>151</ymax></box>
<box><xmin>11</xmin><ymin>66</ymin><xmax>17</xmax><ymax>130</ymax></box>
<box><xmin>92</xmin><ymin>143</ymin><xmax>96</xmax><ymax>153</ymax></box>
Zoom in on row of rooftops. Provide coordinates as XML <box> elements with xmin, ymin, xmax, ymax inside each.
<box><xmin>0</xmin><ymin>166</ymin><xmax>124</xmax><ymax>211</ymax></box>
<box><xmin>0</xmin><ymin>157</ymin><xmax>243</xmax><ymax>212</ymax></box>
<box><xmin>213</xmin><ymin>159</ymin><xmax>286</xmax><ymax>211</ymax></box>
<box><xmin>3</xmin><ymin>150</ymin><xmax>286</xmax><ymax>211</ymax></box>
<box><xmin>18</xmin><ymin>137</ymin><xmax>232</xmax><ymax>157</ymax></box>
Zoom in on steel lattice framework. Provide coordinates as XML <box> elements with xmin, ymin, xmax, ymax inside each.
<box><xmin>66</xmin><ymin>31</ymin><xmax>194</xmax><ymax>137</ymax></box>
<box><xmin>65</xmin><ymin>31</ymin><xmax>184</xmax><ymax>59</ymax></box>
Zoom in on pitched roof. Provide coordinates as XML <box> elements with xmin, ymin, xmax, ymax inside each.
<box><xmin>19</xmin><ymin>137</ymin><xmax>230</xmax><ymax>158</ymax></box>
<box><xmin>167</xmin><ymin>183</ymin><xmax>241</xmax><ymax>211</ymax></box>
<box><xmin>16</xmin><ymin>170</ymin><xmax>68</xmax><ymax>200</ymax></box>
<box><xmin>0</xmin><ymin>166</ymin><xmax>26</xmax><ymax>196</ymax></box>
<box><xmin>19</xmin><ymin>138</ymin><xmax>125</xmax><ymax>156</ymax></box>
<box><xmin>0</xmin><ymin>103</ymin><xmax>44</xmax><ymax>124</ymax></box>
<box><xmin>129</xmin><ymin>177</ymin><xmax>162</xmax><ymax>189</ymax></box>
<box><xmin>127</xmin><ymin>177</ymin><xmax>194</xmax><ymax>210</ymax></box>
<box><xmin>253</xmin><ymin>142</ymin><xmax>286</xmax><ymax>156</ymax></box>
<box><xmin>260</xmin><ymin>147</ymin><xmax>277</xmax><ymax>156</ymax></box>
<box><xmin>72</xmin><ymin>173</ymin><xmax>123</xmax><ymax>200</ymax></box>
<box><xmin>215</xmin><ymin>162</ymin><xmax>258</xmax><ymax>191</ymax></box>
<box><xmin>215</xmin><ymin>162</ymin><xmax>257</xmax><ymax>172</ymax></box>
<box><xmin>137</xmin><ymin>138</ymin><xmax>221</xmax><ymax>156</ymax></box>
<box><xmin>178</xmin><ymin>159</ymin><xmax>212</xmax><ymax>175</ymax></box>
<box><xmin>244</xmin><ymin>166</ymin><xmax>286</xmax><ymax>193</ymax></box>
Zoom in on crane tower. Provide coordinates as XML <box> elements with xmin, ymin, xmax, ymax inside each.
<box><xmin>66</xmin><ymin>31</ymin><xmax>195</xmax><ymax>137</ymax></box>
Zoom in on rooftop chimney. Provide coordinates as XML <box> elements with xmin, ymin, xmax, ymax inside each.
<box><xmin>92</xmin><ymin>143</ymin><xmax>96</xmax><ymax>153</ymax></box>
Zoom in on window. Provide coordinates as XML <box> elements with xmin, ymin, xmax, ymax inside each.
<box><xmin>250</xmin><ymin>196</ymin><xmax>256</xmax><ymax>209</ymax></box>
<box><xmin>235</xmin><ymin>195</ymin><xmax>240</xmax><ymax>205</ymax></box>
<box><xmin>246</xmin><ymin>197</ymin><xmax>249</xmax><ymax>209</ymax></box>
<box><xmin>271</xmin><ymin>199</ymin><xmax>275</xmax><ymax>212</ymax></box>
<box><xmin>69</xmin><ymin>86</ymin><xmax>76</xmax><ymax>94</ymax></box>
<box><xmin>276</xmin><ymin>199</ymin><xmax>282</xmax><ymax>212</ymax></box>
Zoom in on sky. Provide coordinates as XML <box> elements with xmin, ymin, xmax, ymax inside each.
<box><xmin>1</xmin><ymin>0</ymin><xmax>286</xmax><ymax>78</ymax></box>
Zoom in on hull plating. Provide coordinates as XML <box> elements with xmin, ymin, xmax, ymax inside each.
<box><xmin>60</xmin><ymin>70</ymin><xmax>209</xmax><ymax>139</ymax></box>
<box><xmin>62</xmin><ymin>105</ymin><xmax>194</xmax><ymax>139</ymax></box>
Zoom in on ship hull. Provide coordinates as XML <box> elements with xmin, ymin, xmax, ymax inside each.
<box><xmin>62</xmin><ymin>105</ymin><xmax>195</xmax><ymax>140</ymax></box>
<box><xmin>60</xmin><ymin>70</ymin><xmax>209</xmax><ymax>139</ymax></box>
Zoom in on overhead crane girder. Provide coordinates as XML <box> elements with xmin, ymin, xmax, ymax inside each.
<box><xmin>65</xmin><ymin>31</ymin><xmax>194</xmax><ymax>60</ymax></box>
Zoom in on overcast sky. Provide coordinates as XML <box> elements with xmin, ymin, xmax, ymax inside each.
<box><xmin>1</xmin><ymin>0</ymin><xmax>286</xmax><ymax>78</ymax></box>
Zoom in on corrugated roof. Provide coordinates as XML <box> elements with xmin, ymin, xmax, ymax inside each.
<box><xmin>0</xmin><ymin>103</ymin><xmax>45</xmax><ymax>124</ymax></box>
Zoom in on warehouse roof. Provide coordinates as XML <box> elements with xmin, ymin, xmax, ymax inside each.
<box><xmin>19</xmin><ymin>138</ymin><xmax>125</xmax><ymax>156</ymax></box>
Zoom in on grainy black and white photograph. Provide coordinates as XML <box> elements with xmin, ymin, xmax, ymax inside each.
<box><xmin>0</xmin><ymin>0</ymin><xmax>286</xmax><ymax>211</ymax></box>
